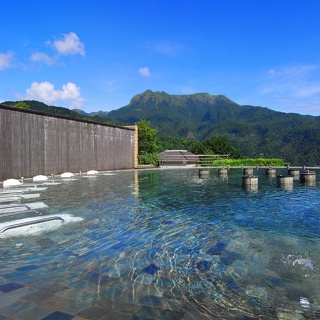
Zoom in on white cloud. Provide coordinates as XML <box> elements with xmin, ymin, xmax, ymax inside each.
<box><xmin>180</xmin><ymin>86</ymin><xmax>196</xmax><ymax>94</ymax></box>
<box><xmin>51</xmin><ymin>32</ymin><xmax>85</xmax><ymax>56</ymax></box>
<box><xmin>138</xmin><ymin>67</ymin><xmax>151</xmax><ymax>77</ymax></box>
<box><xmin>149</xmin><ymin>41</ymin><xmax>183</xmax><ymax>56</ymax></box>
<box><xmin>262</xmin><ymin>65</ymin><xmax>320</xmax><ymax>98</ymax></box>
<box><xmin>0</xmin><ymin>51</ymin><xmax>14</xmax><ymax>70</ymax></box>
<box><xmin>258</xmin><ymin>64</ymin><xmax>320</xmax><ymax>115</ymax></box>
<box><xmin>30</xmin><ymin>52</ymin><xmax>55</xmax><ymax>65</ymax></box>
<box><xmin>25</xmin><ymin>81</ymin><xmax>85</xmax><ymax>108</ymax></box>
<box><xmin>266</xmin><ymin>65</ymin><xmax>318</xmax><ymax>81</ymax></box>
<box><xmin>295</xmin><ymin>85</ymin><xmax>320</xmax><ymax>97</ymax></box>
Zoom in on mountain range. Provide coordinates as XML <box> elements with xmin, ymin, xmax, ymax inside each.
<box><xmin>4</xmin><ymin>90</ymin><xmax>320</xmax><ymax>165</ymax></box>
<box><xmin>2</xmin><ymin>100</ymin><xmax>124</xmax><ymax>127</ymax></box>
<box><xmin>106</xmin><ymin>90</ymin><xmax>320</xmax><ymax>165</ymax></box>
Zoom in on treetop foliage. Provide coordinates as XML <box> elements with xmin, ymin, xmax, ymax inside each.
<box><xmin>190</xmin><ymin>136</ymin><xmax>243</xmax><ymax>158</ymax></box>
<box><xmin>3</xmin><ymin>100</ymin><xmax>124</xmax><ymax>127</ymax></box>
<box><xmin>136</xmin><ymin>119</ymin><xmax>158</xmax><ymax>154</ymax></box>
<box><xmin>14</xmin><ymin>102</ymin><xmax>30</xmax><ymax>109</ymax></box>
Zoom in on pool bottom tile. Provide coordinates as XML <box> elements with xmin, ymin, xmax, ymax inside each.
<box><xmin>23</xmin><ymin>290</ymin><xmax>54</xmax><ymax>303</ymax></box>
<box><xmin>5</xmin><ymin>286</ymin><xmax>36</xmax><ymax>298</ymax></box>
<box><xmin>76</xmin><ymin>305</ymin><xmax>109</xmax><ymax>319</ymax></box>
<box><xmin>55</xmin><ymin>299</ymin><xmax>88</xmax><ymax>315</ymax></box>
<box><xmin>14</xmin><ymin>303</ymin><xmax>52</xmax><ymax>320</ymax></box>
<box><xmin>0</xmin><ymin>294</ymin><xmax>19</xmax><ymax>308</ymax></box>
<box><xmin>37</xmin><ymin>282</ymin><xmax>70</xmax><ymax>294</ymax></box>
<box><xmin>0</xmin><ymin>283</ymin><xmax>25</xmax><ymax>293</ymax></box>
<box><xmin>41</xmin><ymin>294</ymin><xmax>70</xmax><ymax>308</ymax></box>
<box><xmin>41</xmin><ymin>310</ymin><xmax>74</xmax><ymax>320</ymax></box>
<box><xmin>0</xmin><ymin>299</ymin><xmax>34</xmax><ymax>318</ymax></box>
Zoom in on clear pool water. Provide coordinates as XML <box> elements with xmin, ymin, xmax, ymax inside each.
<box><xmin>0</xmin><ymin>168</ymin><xmax>319</xmax><ymax>319</ymax></box>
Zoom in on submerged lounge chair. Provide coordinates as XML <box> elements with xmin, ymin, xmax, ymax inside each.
<box><xmin>2</xmin><ymin>179</ymin><xmax>22</xmax><ymax>189</ymax></box>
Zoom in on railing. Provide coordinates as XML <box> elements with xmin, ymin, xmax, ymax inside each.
<box><xmin>158</xmin><ymin>154</ymin><xmax>229</xmax><ymax>167</ymax></box>
<box><xmin>0</xmin><ymin>216</ymin><xmax>65</xmax><ymax>233</ymax></box>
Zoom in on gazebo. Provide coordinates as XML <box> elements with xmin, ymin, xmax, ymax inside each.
<box><xmin>157</xmin><ymin>150</ymin><xmax>199</xmax><ymax>167</ymax></box>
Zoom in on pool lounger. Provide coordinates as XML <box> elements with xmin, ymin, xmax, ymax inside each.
<box><xmin>0</xmin><ymin>189</ymin><xmax>24</xmax><ymax>194</ymax></box>
<box><xmin>42</xmin><ymin>182</ymin><xmax>61</xmax><ymax>185</ymax></box>
<box><xmin>5</xmin><ymin>187</ymin><xmax>48</xmax><ymax>192</ymax></box>
<box><xmin>0</xmin><ymin>216</ymin><xmax>64</xmax><ymax>233</ymax></box>
<box><xmin>20</xmin><ymin>193</ymin><xmax>40</xmax><ymax>200</ymax></box>
<box><xmin>9</xmin><ymin>183</ymin><xmax>41</xmax><ymax>188</ymax></box>
<box><xmin>0</xmin><ymin>209</ymin><xmax>42</xmax><ymax>219</ymax></box>
<box><xmin>7</xmin><ymin>181</ymin><xmax>59</xmax><ymax>189</ymax></box>
<box><xmin>0</xmin><ymin>193</ymin><xmax>41</xmax><ymax>203</ymax></box>
<box><xmin>0</xmin><ymin>202</ymin><xmax>48</xmax><ymax>212</ymax></box>
<box><xmin>0</xmin><ymin>203</ymin><xmax>31</xmax><ymax>210</ymax></box>
<box><xmin>0</xmin><ymin>195</ymin><xmax>22</xmax><ymax>203</ymax></box>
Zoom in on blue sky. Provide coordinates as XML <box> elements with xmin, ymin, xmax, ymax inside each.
<box><xmin>1</xmin><ymin>0</ymin><xmax>320</xmax><ymax>115</ymax></box>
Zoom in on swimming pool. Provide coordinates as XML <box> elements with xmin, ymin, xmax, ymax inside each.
<box><xmin>0</xmin><ymin>168</ymin><xmax>319</xmax><ymax>319</ymax></box>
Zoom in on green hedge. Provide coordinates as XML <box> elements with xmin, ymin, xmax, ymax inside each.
<box><xmin>210</xmin><ymin>158</ymin><xmax>289</xmax><ymax>167</ymax></box>
<box><xmin>139</xmin><ymin>153</ymin><xmax>160</xmax><ymax>165</ymax></box>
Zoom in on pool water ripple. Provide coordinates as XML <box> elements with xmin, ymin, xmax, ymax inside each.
<box><xmin>0</xmin><ymin>168</ymin><xmax>320</xmax><ymax>319</ymax></box>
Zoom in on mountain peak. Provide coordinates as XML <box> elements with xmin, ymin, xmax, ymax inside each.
<box><xmin>106</xmin><ymin>90</ymin><xmax>320</xmax><ymax>164</ymax></box>
<box><xmin>128</xmin><ymin>90</ymin><xmax>239</xmax><ymax>109</ymax></box>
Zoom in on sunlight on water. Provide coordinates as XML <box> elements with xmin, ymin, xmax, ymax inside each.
<box><xmin>0</xmin><ymin>168</ymin><xmax>319</xmax><ymax>319</ymax></box>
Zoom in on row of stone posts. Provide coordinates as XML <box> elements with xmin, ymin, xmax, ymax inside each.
<box><xmin>243</xmin><ymin>167</ymin><xmax>317</xmax><ymax>190</ymax></box>
<box><xmin>198</xmin><ymin>168</ymin><xmax>228</xmax><ymax>179</ymax></box>
<box><xmin>198</xmin><ymin>167</ymin><xmax>317</xmax><ymax>190</ymax></box>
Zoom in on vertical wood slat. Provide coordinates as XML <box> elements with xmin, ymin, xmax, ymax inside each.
<box><xmin>0</xmin><ymin>106</ymin><xmax>135</xmax><ymax>180</ymax></box>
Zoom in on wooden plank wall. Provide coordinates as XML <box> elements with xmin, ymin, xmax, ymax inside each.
<box><xmin>0</xmin><ymin>106</ymin><xmax>135</xmax><ymax>180</ymax></box>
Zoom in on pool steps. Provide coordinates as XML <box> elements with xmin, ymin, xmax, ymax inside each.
<box><xmin>0</xmin><ymin>172</ymin><xmax>81</xmax><ymax>235</ymax></box>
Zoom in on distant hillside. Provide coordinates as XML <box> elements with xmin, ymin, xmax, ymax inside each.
<box><xmin>3</xmin><ymin>100</ymin><xmax>124</xmax><ymax>127</ymax></box>
<box><xmin>89</xmin><ymin>111</ymin><xmax>110</xmax><ymax>118</ymax></box>
<box><xmin>107</xmin><ymin>90</ymin><xmax>320</xmax><ymax>165</ymax></box>
<box><xmin>72</xmin><ymin>108</ymin><xmax>89</xmax><ymax>116</ymax></box>
<box><xmin>72</xmin><ymin>109</ymin><xmax>110</xmax><ymax>118</ymax></box>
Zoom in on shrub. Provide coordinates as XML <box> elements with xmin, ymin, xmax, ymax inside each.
<box><xmin>210</xmin><ymin>158</ymin><xmax>289</xmax><ymax>167</ymax></box>
<box><xmin>138</xmin><ymin>153</ymin><xmax>160</xmax><ymax>165</ymax></box>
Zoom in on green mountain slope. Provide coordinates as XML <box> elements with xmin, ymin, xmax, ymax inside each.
<box><xmin>3</xmin><ymin>100</ymin><xmax>124</xmax><ymax>127</ymax></box>
<box><xmin>107</xmin><ymin>90</ymin><xmax>320</xmax><ymax>165</ymax></box>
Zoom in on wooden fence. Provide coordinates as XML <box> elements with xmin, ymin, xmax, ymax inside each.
<box><xmin>0</xmin><ymin>104</ymin><xmax>136</xmax><ymax>180</ymax></box>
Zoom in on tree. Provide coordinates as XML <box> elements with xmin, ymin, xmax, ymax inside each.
<box><xmin>189</xmin><ymin>141</ymin><xmax>211</xmax><ymax>154</ymax></box>
<box><xmin>156</xmin><ymin>135</ymin><xmax>192</xmax><ymax>152</ymax></box>
<box><xmin>14</xmin><ymin>102</ymin><xmax>30</xmax><ymax>109</ymax></box>
<box><xmin>136</xmin><ymin>119</ymin><xmax>158</xmax><ymax>155</ymax></box>
<box><xmin>190</xmin><ymin>136</ymin><xmax>243</xmax><ymax>158</ymax></box>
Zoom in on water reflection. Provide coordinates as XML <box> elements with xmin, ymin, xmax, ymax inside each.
<box><xmin>0</xmin><ymin>168</ymin><xmax>319</xmax><ymax>319</ymax></box>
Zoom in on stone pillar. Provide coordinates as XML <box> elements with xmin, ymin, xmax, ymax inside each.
<box><xmin>265</xmin><ymin>167</ymin><xmax>276</xmax><ymax>177</ymax></box>
<box><xmin>277</xmin><ymin>175</ymin><xmax>293</xmax><ymax>190</ymax></box>
<box><xmin>243</xmin><ymin>168</ymin><xmax>253</xmax><ymax>176</ymax></box>
<box><xmin>199</xmin><ymin>169</ymin><xmax>210</xmax><ymax>178</ymax></box>
<box><xmin>242</xmin><ymin>175</ymin><xmax>258</xmax><ymax>191</ymax></box>
<box><xmin>218</xmin><ymin>168</ymin><xmax>228</xmax><ymax>175</ymax></box>
<box><xmin>300</xmin><ymin>171</ymin><xmax>316</xmax><ymax>185</ymax></box>
<box><xmin>125</xmin><ymin>125</ymin><xmax>138</xmax><ymax>168</ymax></box>
<box><xmin>288</xmin><ymin>169</ymin><xmax>300</xmax><ymax>181</ymax></box>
